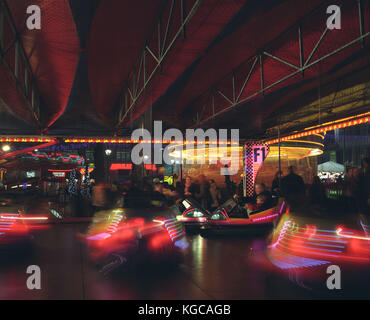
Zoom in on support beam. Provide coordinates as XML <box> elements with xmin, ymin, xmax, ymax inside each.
<box><xmin>189</xmin><ymin>0</ymin><xmax>370</xmax><ymax>127</ymax></box>
<box><xmin>116</xmin><ymin>0</ymin><xmax>202</xmax><ymax>129</ymax></box>
<box><xmin>0</xmin><ymin>0</ymin><xmax>42</xmax><ymax>127</ymax></box>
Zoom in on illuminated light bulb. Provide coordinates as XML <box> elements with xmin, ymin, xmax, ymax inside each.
<box><xmin>2</xmin><ymin>145</ymin><xmax>10</xmax><ymax>152</ymax></box>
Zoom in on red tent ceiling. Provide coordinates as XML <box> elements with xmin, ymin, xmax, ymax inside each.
<box><xmin>87</xmin><ymin>0</ymin><xmax>167</xmax><ymax>128</ymax></box>
<box><xmin>120</xmin><ymin>0</ymin><xmax>246</xmax><ymax>127</ymax></box>
<box><xmin>7</xmin><ymin>0</ymin><xmax>80</xmax><ymax>129</ymax></box>
<box><xmin>0</xmin><ymin>0</ymin><xmax>367</xmax><ymax>135</ymax></box>
<box><xmin>174</xmin><ymin>0</ymin><xmax>326</xmax><ymax>117</ymax></box>
<box><xmin>175</xmin><ymin>0</ymin><xmax>369</xmax><ymax>128</ymax></box>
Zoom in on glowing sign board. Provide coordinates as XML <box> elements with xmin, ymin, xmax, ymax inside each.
<box><xmin>52</xmin><ymin>172</ymin><xmax>66</xmax><ymax>178</ymax></box>
<box><xmin>244</xmin><ymin>143</ymin><xmax>269</xmax><ymax>197</ymax></box>
<box><xmin>26</xmin><ymin>171</ymin><xmax>36</xmax><ymax>178</ymax></box>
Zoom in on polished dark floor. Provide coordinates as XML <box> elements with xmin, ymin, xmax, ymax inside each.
<box><xmin>0</xmin><ymin>223</ymin><xmax>369</xmax><ymax>300</ymax></box>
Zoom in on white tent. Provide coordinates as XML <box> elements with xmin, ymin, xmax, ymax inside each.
<box><xmin>318</xmin><ymin>161</ymin><xmax>345</xmax><ymax>173</ymax></box>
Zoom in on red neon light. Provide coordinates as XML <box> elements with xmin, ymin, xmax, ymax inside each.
<box><xmin>144</xmin><ymin>164</ymin><xmax>157</xmax><ymax>171</ymax></box>
<box><xmin>0</xmin><ymin>141</ymin><xmax>58</xmax><ymax>160</ymax></box>
<box><xmin>63</xmin><ymin>138</ymin><xmax>238</xmax><ymax>145</ymax></box>
<box><xmin>0</xmin><ymin>137</ymin><xmax>55</xmax><ymax>143</ymax></box>
<box><xmin>0</xmin><ymin>136</ymin><xmax>239</xmax><ymax>146</ymax></box>
<box><xmin>109</xmin><ymin>163</ymin><xmax>157</xmax><ymax>171</ymax></box>
<box><xmin>110</xmin><ymin>163</ymin><xmax>133</xmax><ymax>171</ymax></box>
<box><xmin>251</xmin><ymin>213</ymin><xmax>279</xmax><ymax>222</ymax></box>
<box><xmin>337</xmin><ymin>227</ymin><xmax>370</xmax><ymax>241</ymax></box>
<box><xmin>0</xmin><ymin>215</ymin><xmax>48</xmax><ymax>221</ymax></box>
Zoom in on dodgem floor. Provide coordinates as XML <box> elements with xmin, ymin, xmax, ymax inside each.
<box><xmin>3</xmin><ymin>222</ymin><xmax>369</xmax><ymax>300</ymax></box>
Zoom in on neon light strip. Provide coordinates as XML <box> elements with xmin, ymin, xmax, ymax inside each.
<box><xmin>24</xmin><ymin>152</ymin><xmax>84</xmax><ymax>164</ymax></box>
<box><xmin>0</xmin><ymin>141</ymin><xmax>58</xmax><ymax>160</ymax></box>
<box><xmin>272</xmin><ymin>221</ymin><xmax>347</xmax><ymax>255</ymax></box>
<box><xmin>164</xmin><ymin>218</ymin><xmax>185</xmax><ymax>241</ymax></box>
<box><xmin>152</xmin><ymin>219</ymin><xmax>165</xmax><ymax>225</ymax></box>
<box><xmin>182</xmin><ymin>208</ymin><xmax>195</xmax><ymax>216</ymax></box>
<box><xmin>86</xmin><ymin>233</ymin><xmax>111</xmax><ymax>241</ymax></box>
<box><xmin>251</xmin><ymin>213</ymin><xmax>278</xmax><ymax>222</ymax></box>
<box><xmin>283</xmin><ymin>232</ymin><xmax>347</xmax><ymax>244</ymax></box>
<box><xmin>0</xmin><ymin>215</ymin><xmax>48</xmax><ymax>220</ymax></box>
<box><xmin>0</xmin><ymin>137</ymin><xmax>55</xmax><ymax>143</ymax></box>
<box><xmin>275</xmin><ymin>239</ymin><xmax>341</xmax><ymax>258</ymax></box>
<box><xmin>266</xmin><ymin>114</ymin><xmax>370</xmax><ymax>144</ymax></box>
<box><xmin>278</xmin><ymin>237</ymin><xmax>343</xmax><ymax>253</ymax></box>
<box><xmin>64</xmin><ymin>139</ymin><xmax>239</xmax><ymax>145</ymax></box>
<box><xmin>0</xmin><ymin>136</ymin><xmax>239</xmax><ymax>146</ymax></box>
<box><xmin>336</xmin><ymin>227</ymin><xmax>370</xmax><ymax>241</ymax></box>
<box><xmin>281</xmin><ymin>140</ymin><xmax>325</xmax><ymax>147</ymax></box>
<box><xmin>268</xmin><ymin>250</ymin><xmax>330</xmax><ymax>269</ymax></box>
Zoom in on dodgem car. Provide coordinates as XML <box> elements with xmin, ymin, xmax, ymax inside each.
<box><xmin>200</xmin><ymin>198</ymin><xmax>288</xmax><ymax>237</ymax></box>
<box><xmin>84</xmin><ymin>194</ymin><xmax>188</xmax><ymax>274</ymax></box>
<box><xmin>0</xmin><ymin>194</ymin><xmax>37</xmax><ymax>253</ymax></box>
<box><xmin>268</xmin><ymin>211</ymin><xmax>370</xmax><ymax>270</ymax></box>
<box><xmin>176</xmin><ymin>198</ymin><xmax>212</xmax><ymax>232</ymax></box>
<box><xmin>265</xmin><ymin>202</ymin><xmax>370</xmax><ymax>294</ymax></box>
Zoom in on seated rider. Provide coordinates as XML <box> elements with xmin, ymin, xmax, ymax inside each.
<box><xmin>245</xmin><ymin>193</ymin><xmax>273</xmax><ymax>215</ymax></box>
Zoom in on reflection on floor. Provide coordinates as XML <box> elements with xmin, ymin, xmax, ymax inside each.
<box><xmin>0</xmin><ymin>223</ymin><xmax>369</xmax><ymax>299</ymax></box>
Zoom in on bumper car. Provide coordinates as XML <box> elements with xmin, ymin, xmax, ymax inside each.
<box><xmin>268</xmin><ymin>212</ymin><xmax>370</xmax><ymax>269</ymax></box>
<box><xmin>0</xmin><ymin>197</ymin><xmax>34</xmax><ymax>253</ymax></box>
<box><xmin>176</xmin><ymin>198</ymin><xmax>212</xmax><ymax>232</ymax></box>
<box><xmin>83</xmin><ymin>195</ymin><xmax>188</xmax><ymax>274</ymax></box>
<box><xmin>265</xmin><ymin>201</ymin><xmax>370</xmax><ymax>295</ymax></box>
<box><xmin>200</xmin><ymin>198</ymin><xmax>288</xmax><ymax>237</ymax></box>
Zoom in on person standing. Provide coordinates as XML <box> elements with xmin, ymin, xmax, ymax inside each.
<box><xmin>343</xmin><ymin>167</ymin><xmax>361</xmax><ymax>213</ymax></box>
<box><xmin>184</xmin><ymin>176</ymin><xmax>199</xmax><ymax>199</ymax></box>
<box><xmin>309</xmin><ymin>176</ymin><xmax>327</xmax><ymax>206</ymax></box>
<box><xmin>271</xmin><ymin>170</ymin><xmax>283</xmax><ymax>197</ymax></box>
<box><xmin>281</xmin><ymin>166</ymin><xmax>306</xmax><ymax>209</ymax></box>
<box><xmin>209</xmin><ymin>179</ymin><xmax>221</xmax><ymax>210</ymax></box>
<box><xmin>196</xmin><ymin>175</ymin><xmax>212</xmax><ymax>210</ymax></box>
<box><xmin>359</xmin><ymin>157</ymin><xmax>370</xmax><ymax>216</ymax></box>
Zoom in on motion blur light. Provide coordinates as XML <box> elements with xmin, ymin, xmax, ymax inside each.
<box><xmin>2</xmin><ymin>145</ymin><xmax>10</xmax><ymax>152</ymax></box>
<box><xmin>105</xmin><ymin>149</ymin><xmax>112</xmax><ymax>156</ymax></box>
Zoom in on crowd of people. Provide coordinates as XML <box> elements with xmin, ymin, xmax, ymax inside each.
<box><xmin>88</xmin><ymin>174</ymin><xmax>229</xmax><ymax>213</ymax></box>
<box><xmin>232</xmin><ymin>166</ymin><xmax>306</xmax><ymax>215</ymax></box>
<box><xmin>232</xmin><ymin>157</ymin><xmax>370</xmax><ymax>217</ymax></box>
<box><xmin>70</xmin><ymin>156</ymin><xmax>370</xmax><ymax>218</ymax></box>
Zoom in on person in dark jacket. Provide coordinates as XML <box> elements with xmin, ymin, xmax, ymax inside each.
<box><xmin>359</xmin><ymin>157</ymin><xmax>370</xmax><ymax>216</ymax></box>
<box><xmin>184</xmin><ymin>176</ymin><xmax>199</xmax><ymax>199</ymax></box>
<box><xmin>271</xmin><ymin>170</ymin><xmax>283</xmax><ymax>197</ymax></box>
<box><xmin>309</xmin><ymin>176</ymin><xmax>327</xmax><ymax>206</ymax></box>
<box><xmin>281</xmin><ymin>166</ymin><xmax>306</xmax><ymax>209</ymax></box>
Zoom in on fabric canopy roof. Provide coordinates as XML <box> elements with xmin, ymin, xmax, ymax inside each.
<box><xmin>318</xmin><ymin>161</ymin><xmax>345</xmax><ymax>173</ymax></box>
